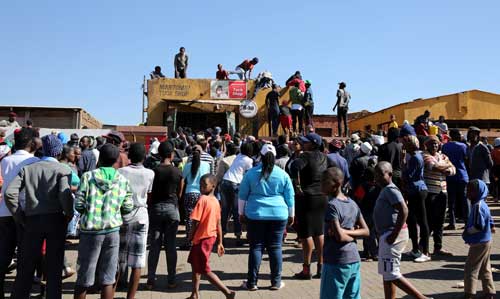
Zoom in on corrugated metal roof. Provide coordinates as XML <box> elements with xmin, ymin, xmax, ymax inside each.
<box><xmin>0</xmin><ymin>105</ymin><xmax>83</xmax><ymax>110</ymax></box>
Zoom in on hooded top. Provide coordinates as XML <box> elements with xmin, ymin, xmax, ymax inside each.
<box><xmin>463</xmin><ymin>180</ymin><xmax>493</xmax><ymax>244</ymax></box>
<box><xmin>75</xmin><ymin>168</ymin><xmax>133</xmax><ymax>234</ymax></box>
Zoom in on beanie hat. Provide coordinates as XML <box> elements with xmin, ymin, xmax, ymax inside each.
<box><xmin>400</xmin><ymin>123</ymin><xmax>416</xmax><ymax>137</ymax></box>
<box><xmin>98</xmin><ymin>143</ymin><xmax>120</xmax><ymax>166</ymax></box>
<box><xmin>42</xmin><ymin>134</ymin><xmax>63</xmax><ymax>157</ymax></box>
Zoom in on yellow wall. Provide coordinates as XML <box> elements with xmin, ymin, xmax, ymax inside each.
<box><xmin>349</xmin><ymin>90</ymin><xmax>500</xmax><ymax>132</ymax></box>
<box><xmin>147</xmin><ymin>78</ymin><xmax>281</xmax><ymax>137</ymax></box>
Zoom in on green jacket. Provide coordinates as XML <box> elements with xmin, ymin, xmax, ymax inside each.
<box><xmin>289</xmin><ymin>87</ymin><xmax>304</xmax><ymax>105</ymax></box>
<box><xmin>75</xmin><ymin>168</ymin><xmax>133</xmax><ymax>234</ymax></box>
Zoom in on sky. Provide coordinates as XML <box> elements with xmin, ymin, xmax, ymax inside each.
<box><xmin>1</xmin><ymin>0</ymin><xmax>499</xmax><ymax>125</ymax></box>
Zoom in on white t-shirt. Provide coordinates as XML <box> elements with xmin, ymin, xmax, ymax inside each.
<box><xmin>337</xmin><ymin>89</ymin><xmax>351</xmax><ymax>107</ymax></box>
<box><xmin>118</xmin><ymin>164</ymin><xmax>155</xmax><ymax>224</ymax></box>
<box><xmin>223</xmin><ymin>154</ymin><xmax>253</xmax><ymax>184</ymax></box>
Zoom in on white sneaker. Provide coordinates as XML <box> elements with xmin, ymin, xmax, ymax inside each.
<box><xmin>270</xmin><ymin>281</ymin><xmax>285</xmax><ymax>290</ymax></box>
<box><xmin>406</xmin><ymin>250</ymin><xmax>422</xmax><ymax>259</ymax></box>
<box><xmin>414</xmin><ymin>254</ymin><xmax>431</xmax><ymax>263</ymax></box>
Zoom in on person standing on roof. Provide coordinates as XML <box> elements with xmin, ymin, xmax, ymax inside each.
<box><xmin>216</xmin><ymin>64</ymin><xmax>229</xmax><ymax>80</ymax></box>
<box><xmin>289</xmin><ymin>82</ymin><xmax>304</xmax><ymax>134</ymax></box>
<box><xmin>266</xmin><ymin>84</ymin><xmax>280</xmax><ymax>136</ymax></box>
<box><xmin>229</xmin><ymin>57</ymin><xmax>259</xmax><ymax>80</ymax></box>
<box><xmin>333</xmin><ymin>82</ymin><xmax>350</xmax><ymax>137</ymax></box>
<box><xmin>150</xmin><ymin>66</ymin><xmax>165</xmax><ymax>79</ymax></box>
<box><xmin>174</xmin><ymin>47</ymin><xmax>188</xmax><ymax>79</ymax></box>
<box><xmin>303</xmin><ymin>80</ymin><xmax>314</xmax><ymax>128</ymax></box>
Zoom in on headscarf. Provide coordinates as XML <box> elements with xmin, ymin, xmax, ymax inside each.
<box><xmin>424</xmin><ymin>135</ymin><xmax>440</xmax><ymax>147</ymax></box>
<box><xmin>407</xmin><ymin>135</ymin><xmax>420</xmax><ymax>151</ymax></box>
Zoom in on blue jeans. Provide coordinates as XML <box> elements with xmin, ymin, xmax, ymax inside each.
<box><xmin>220</xmin><ymin>180</ymin><xmax>242</xmax><ymax>236</ymax></box>
<box><xmin>447</xmin><ymin>180</ymin><xmax>469</xmax><ymax>225</ymax></box>
<box><xmin>320</xmin><ymin>262</ymin><xmax>361</xmax><ymax>299</ymax></box>
<box><xmin>246</xmin><ymin>219</ymin><xmax>287</xmax><ymax>287</ymax></box>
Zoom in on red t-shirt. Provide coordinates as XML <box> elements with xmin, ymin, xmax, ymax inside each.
<box><xmin>216</xmin><ymin>70</ymin><xmax>229</xmax><ymax>80</ymax></box>
<box><xmin>238</xmin><ymin>60</ymin><xmax>254</xmax><ymax>71</ymax></box>
<box><xmin>190</xmin><ymin>195</ymin><xmax>221</xmax><ymax>245</ymax></box>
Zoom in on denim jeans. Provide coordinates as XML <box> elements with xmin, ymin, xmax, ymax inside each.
<box><xmin>220</xmin><ymin>180</ymin><xmax>242</xmax><ymax>236</ymax></box>
<box><xmin>246</xmin><ymin>219</ymin><xmax>287</xmax><ymax>287</ymax></box>
<box><xmin>147</xmin><ymin>213</ymin><xmax>179</xmax><ymax>284</ymax></box>
<box><xmin>447</xmin><ymin>180</ymin><xmax>469</xmax><ymax>225</ymax></box>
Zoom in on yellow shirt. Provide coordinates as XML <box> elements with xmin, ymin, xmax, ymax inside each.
<box><xmin>389</xmin><ymin>121</ymin><xmax>399</xmax><ymax>129</ymax></box>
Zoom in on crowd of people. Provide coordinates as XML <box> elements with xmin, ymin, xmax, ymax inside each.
<box><xmin>0</xmin><ymin>109</ymin><xmax>497</xmax><ymax>299</ymax></box>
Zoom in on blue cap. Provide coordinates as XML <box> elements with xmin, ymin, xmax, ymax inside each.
<box><xmin>299</xmin><ymin>133</ymin><xmax>322</xmax><ymax>146</ymax></box>
<box><xmin>399</xmin><ymin>123</ymin><xmax>416</xmax><ymax>137</ymax></box>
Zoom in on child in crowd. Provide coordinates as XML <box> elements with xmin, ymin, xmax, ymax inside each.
<box><xmin>463</xmin><ymin>179</ymin><xmax>496</xmax><ymax>299</ymax></box>
<box><xmin>279</xmin><ymin>100</ymin><xmax>292</xmax><ymax>135</ymax></box>
<box><xmin>74</xmin><ymin>144</ymin><xmax>134</xmax><ymax>299</ymax></box>
<box><xmin>319</xmin><ymin>167</ymin><xmax>369</xmax><ymax>299</ymax></box>
<box><xmin>373</xmin><ymin>162</ymin><xmax>431</xmax><ymax>299</ymax></box>
<box><xmin>187</xmin><ymin>174</ymin><xmax>235</xmax><ymax>299</ymax></box>
<box><xmin>353</xmin><ymin>166</ymin><xmax>380</xmax><ymax>261</ymax></box>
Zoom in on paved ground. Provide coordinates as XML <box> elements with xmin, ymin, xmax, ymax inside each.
<box><xmin>5</xmin><ymin>201</ymin><xmax>500</xmax><ymax>298</ymax></box>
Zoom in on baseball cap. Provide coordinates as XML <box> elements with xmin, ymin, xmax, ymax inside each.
<box><xmin>8</xmin><ymin>112</ymin><xmax>17</xmax><ymax>117</ymax></box>
<box><xmin>360</xmin><ymin>142</ymin><xmax>373</xmax><ymax>155</ymax></box>
<box><xmin>104</xmin><ymin>131</ymin><xmax>125</xmax><ymax>144</ymax></box>
<box><xmin>305</xmin><ymin>80</ymin><xmax>311</xmax><ymax>85</ymax></box>
<box><xmin>469</xmin><ymin>126</ymin><xmax>481</xmax><ymax>133</ymax></box>
<box><xmin>350</xmin><ymin>133</ymin><xmax>360</xmax><ymax>142</ymax></box>
<box><xmin>260</xmin><ymin>143</ymin><xmax>276</xmax><ymax>157</ymax></box>
<box><xmin>299</xmin><ymin>133</ymin><xmax>322</xmax><ymax>146</ymax></box>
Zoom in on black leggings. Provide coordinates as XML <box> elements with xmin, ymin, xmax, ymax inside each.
<box><xmin>425</xmin><ymin>192</ymin><xmax>447</xmax><ymax>251</ymax></box>
<box><xmin>407</xmin><ymin>190</ymin><xmax>429</xmax><ymax>254</ymax></box>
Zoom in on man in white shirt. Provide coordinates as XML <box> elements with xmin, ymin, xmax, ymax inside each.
<box><xmin>0</xmin><ymin>128</ymin><xmax>39</xmax><ymax>299</ymax></box>
<box><xmin>333</xmin><ymin>82</ymin><xmax>351</xmax><ymax>137</ymax></box>
<box><xmin>220</xmin><ymin>142</ymin><xmax>254</xmax><ymax>245</ymax></box>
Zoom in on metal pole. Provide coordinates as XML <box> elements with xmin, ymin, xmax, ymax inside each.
<box><xmin>142</xmin><ymin>75</ymin><xmax>146</xmax><ymax>124</ymax></box>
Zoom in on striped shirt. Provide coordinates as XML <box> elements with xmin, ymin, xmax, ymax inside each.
<box><xmin>423</xmin><ymin>152</ymin><xmax>449</xmax><ymax>194</ymax></box>
<box><xmin>188</xmin><ymin>151</ymin><xmax>215</xmax><ymax>175</ymax></box>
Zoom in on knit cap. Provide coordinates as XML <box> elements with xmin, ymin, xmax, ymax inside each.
<box><xmin>42</xmin><ymin>134</ymin><xmax>63</xmax><ymax>157</ymax></box>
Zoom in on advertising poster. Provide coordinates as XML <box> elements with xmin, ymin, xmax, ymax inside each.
<box><xmin>210</xmin><ymin>80</ymin><xmax>247</xmax><ymax>99</ymax></box>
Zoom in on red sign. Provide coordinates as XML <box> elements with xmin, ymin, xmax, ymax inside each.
<box><xmin>228</xmin><ymin>81</ymin><xmax>247</xmax><ymax>99</ymax></box>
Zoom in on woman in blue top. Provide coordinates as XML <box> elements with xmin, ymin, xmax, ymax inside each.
<box><xmin>238</xmin><ymin>143</ymin><xmax>295</xmax><ymax>291</ymax></box>
<box><xmin>403</xmin><ymin>135</ymin><xmax>430</xmax><ymax>262</ymax></box>
<box><xmin>182</xmin><ymin>145</ymin><xmax>210</xmax><ymax>247</ymax></box>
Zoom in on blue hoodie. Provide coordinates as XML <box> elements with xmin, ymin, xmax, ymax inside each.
<box><xmin>463</xmin><ymin>180</ymin><xmax>493</xmax><ymax>244</ymax></box>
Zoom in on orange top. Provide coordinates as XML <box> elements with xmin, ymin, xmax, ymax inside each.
<box><xmin>190</xmin><ymin>195</ymin><xmax>221</xmax><ymax>245</ymax></box>
<box><xmin>492</xmin><ymin>148</ymin><xmax>500</xmax><ymax>165</ymax></box>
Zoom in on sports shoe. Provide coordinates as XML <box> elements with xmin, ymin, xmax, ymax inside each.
<box><xmin>240</xmin><ymin>280</ymin><xmax>258</xmax><ymax>291</ymax></box>
<box><xmin>406</xmin><ymin>250</ymin><xmax>422</xmax><ymax>259</ymax></box>
<box><xmin>414</xmin><ymin>254</ymin><xmax>431</xmax><ymax>263</ymax></box>
<box><xmin>270</xmin><ymin>281</ymin><xmax>285</xmax><ymax>290</ymax></box>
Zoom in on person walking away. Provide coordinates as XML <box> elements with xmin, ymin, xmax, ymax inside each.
<box><xmin>442</xmin><ymin>129</ymin><xmax>469</xmax><ymax>230</ymax></box>
<box><xmin>147</xmin><ymin>142</ymin><xmax>184</xmax><ymax>289</ymax></box>
<box><xmin>187</xmin><ymin>174</ymin><xmax>235</xmax><ymax>299</ymax></box>
<box><xmin>116</xmin><ymin>143</ymin><xmax>155</xmax><ymax>299</ymax></box>
<box><xmin>422</xmin><ymin>136</ymin><xmax>455</xmax><ymax>256</ymax></box>
<box><xmin>290</xmin><ymin>133</ymin><xmax>336</xmax><ymax>279</ymax></box>
<box><xmin>239</xmin><ymin>144</ymin><xmax>294</xmax><ymax>290</ymax></box>
<box><xmin>73</xmin><ymin>144</ymin><xmax>134</xmax><ymax>299</ymax></box>
<box><xmin>303</xmin><ymin>80</ymin><xmax>314</xmax><ymax>127</ymax></box>
<box><xmin>289</xmin><ymin>82</ymin><xmax>304</xmax><ymax>134</ymax></box>
<box><xmin>373</xmin><ymin>162</ymin><xmax>433</xmax><ymax>299</ymax></box>
<box><xmin>378</xmin><ymin>127</ymin><xmax>403</xmax><ymax>188</ymax></box>
<box><xmin>319</xmin><ymin>167</ymin><xmax>369</xmax><ymax>299</ymax></box>
<box><xmin>229</xmin><ymin>57</ymin><xmax>259</xmax><ymax>80</ymax></box>
<box><xmin>0</xmin><ymin>128</ymin><xmax>39</xmax><ymax>299</ymax></box>
<box><xmin>216</xmin><ymin>64</ymin><xmax>229</xmax><ymax>80</ymax></box>
<box><xmin>467</xmin><ymin>126</ymin><xmax>493</xmax><ymax>188</ymax></box>
<box><xmin>402</xmin><ymin>134</ymin><xmax>430</xmax><ymax>263</ymax></box>
<box><xmin>333</xmin><ymin>82</ymin><xmax>350</xmax><ymax>137</ymax></box>
<box><xmin>462</xmin><ymin>179</ymin><xmax>496</xmax><ymax>299</ymax></box>
<box><xmin>182</xmin><ymin>146</ymin><xmax>211</xmax><ymax>249</ymax></box>
<box><xmin>279</xmin><ymin>100</ymin><xmax>292</xmax><ymax>136</ymax></box>
<box><xmin>78</xmin><ymin>136</ymin><xmax>97</xmax><ymax>177</ymax></box>
<box><xmin>4</xmin><ymin>135</ymin><xmax>73</xmax><ymax>299</ymax></box>
<box><xmin>220</xmin><ymin>142</ymin><xmax>253</xmax><ymax>245</ymax></box>
<box><xmin>266</xmin><ymin>84</ymin><xmax>280</xmax><ymax>136</ymax></box>
<box><xmin>174</xmin><ymin>47</ymin><xmax>188</xmax><ymax>78</ymax></box>
<box><xmin>491</xmin><ymin>138</ymin><xmax>500</xmax><ymax>202</ymax></box>
<box><xmin>327</xmin><ymin>139</ymin><xmax>351</xmax><ymax>186</ymax></box>
<box><xmin>352</xmin><ymin>167</ymin><xmax>380</xmax><ymax>261</ymax></box>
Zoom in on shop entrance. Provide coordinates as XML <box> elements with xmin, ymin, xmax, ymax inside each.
<box><xmin>175</xmin><ymin>112</ymin><xmax>236</xmax><ymax>134</ymax></box>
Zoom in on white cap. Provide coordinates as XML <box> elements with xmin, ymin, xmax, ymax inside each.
<box><xmin>494</xmin><ymin>137</ymin><xmax>500</xmax><ymax>148</ymax></box>
<box><xmin>351</xmin><ymin>133</ymin><xmax>360</xmax><ymax>142</ymax></box>
<box><xmin>360</xmin><ymin>142</ymin><xmax>373</xmax><ymax>155</ymax></box>
<box><xmin>150</xmin><ymin>140</ymin><xmax>160</xmax><ymax>155</ymax></box>
<box><xmin>260</xmin><ymin>143</ymin><xmax>276</xmax><ymax>157</ymax></box>
<box><xmin>372</xmin><ymin>135</ymin><xmax>385</xmax><ymax>146</ymax></box>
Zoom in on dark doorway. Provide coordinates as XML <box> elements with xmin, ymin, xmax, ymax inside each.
<box><xmin>176</xmin><ymin>112</ymin><xmax>228</xmax><ymax>133</ymax></box>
